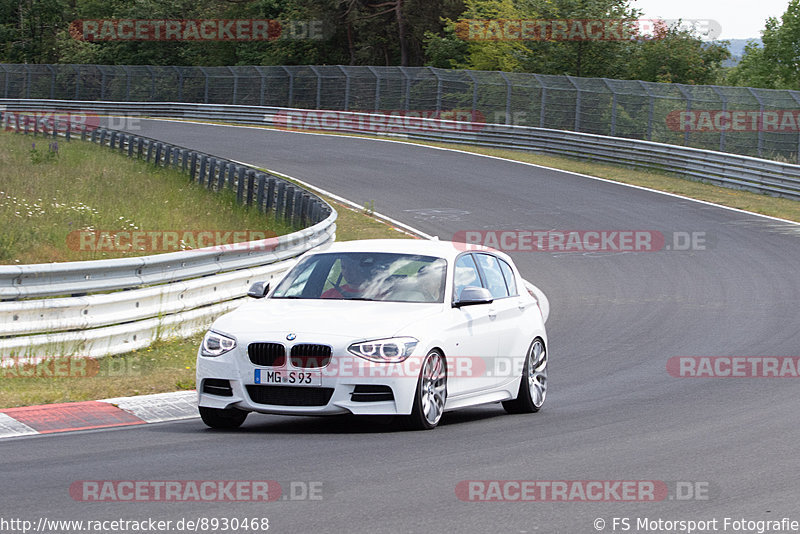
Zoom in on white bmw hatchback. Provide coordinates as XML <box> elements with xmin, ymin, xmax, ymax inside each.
<box><xmin>196</xmin><ymin>239</ymin><xmax>549</xmax><ymax>430</ymax></box>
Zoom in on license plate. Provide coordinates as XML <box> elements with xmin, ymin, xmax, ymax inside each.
<box><xmin>254</xmin><ymin>369</ymin><xmax>321</xmax><ymax>387</ymax></box>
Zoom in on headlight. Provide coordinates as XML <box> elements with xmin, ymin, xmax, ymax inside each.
<box><xmin>201</xmin><ymin>331</ymin><xmax>237</xmax><ymax>357</ymax></box>
<box><xmin>348</xmin><ymin>337</ymin><xmax>418</xmax><ymax>363</ymax></box>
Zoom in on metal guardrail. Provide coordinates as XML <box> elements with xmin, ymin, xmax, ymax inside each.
<box><xmin>0</xmin><ymin>108</ymin><xmax>337</xmax><ymax>359</ymax></box>
<box><xmin>3</xmin><ymin>99</ymin><xmax>797</xmax><ymax>200</ymax></box>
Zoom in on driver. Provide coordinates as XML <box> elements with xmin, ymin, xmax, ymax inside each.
<box><xmin>321</xmin><ymin>257</ymin><xmax>368</xmax><ymax>298</ymax></box>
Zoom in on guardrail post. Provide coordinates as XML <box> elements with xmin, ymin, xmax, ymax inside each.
<box><xmin>284</xmin><ymin>186</ymin><xmax>295</xmax><ymax>222</ymax></box>
<box><xmin>275</xmin><ymin>182</ymin><xmax>286</xmax><ymax>219</ymax></box>
<box><xmin>310</xmin><ymin>201</ymin><xmax>319</xmax><ymax>223</ymax></box>
<box><xmin>164</xmin><ymin>145</ymin><xmax>172</xmax><ymax>165</ymax></box>
<box><xmin>181</xmin><ymin>149</ymin><xmax>188</xmax><ymax>171</ymax></box>
<box><xmin>300</xmin><ymin>194</ymin><xmax>309</xmax><ymax>226</ymax></box>
<box><xmin>65</xmin><ymin>122</ymin><xmax>71</xmax><ymax>142</ymax></box>
<box><xmin>266</xmin><ymin>178</ymin><xmax>276</xmax><ymax>213</ymax></box>
<box><xmin>216</xmin><ymin>162</ymin><xmax>227</xmax><ymax>190</ymax></box>
<box><xmin>128</xmin><ymin>137</ymin><xmax>135</xmax><ymax>157</ymax></box>
<box><xmin>245</xmin><ymin>170</ymin><xmax>256</xmax><ymax>206</ymax></box>
<box><xmin>198</xmin><ymin>155</ymin><xmax>208</xmax><ymax>185</ymax></box>
<box><xmin>81</xmin><ymin>125</ymin><xmax>87</xmax><ymax>141</ymax></box>
<box><xmin>227</xmin><ymin>163</ymin><xmax>236</xmax><ymax>189</ymax></box>
<box><xmin>236</xmin><ymin>167</ymin><xmax>246</xmax><ymax>203</ymax></box>
<box><xmin>33</xmin><ymin>116</ymin><xmax>39</xmax><ymax>136</ymax></box>
<box><xmin>293</xmin><ymin>190</ymin><xmax>303</xmax><ymax>225</ymax></box>
<box><xmin>207</xmin><ymin>158</ymin><xmax>217</xmax><ymax>189</ymax></box>
<box><xmin>99</xmin><ymin>129</ymin><xmax>107</xmax><ymax>145</ymax></box>
<box><xmin>137</xmin><ymin>137</ymin><xmax>144</xmax><ymax>157</ymax></box>
<box><xmin>119</xmin><ymin>133</ymin><xmax>127</xmax><ymax>153</ymax></box>
<box><xmin>109</xmin><ymin>131</ymin><xmax>117</xmax><ymax>149</ymax></box>
<box><xmin>256</xmin><ymin>173</ymin><xmax>267</xmax><ymax>212</ymax></box>
<box><xmin>154</xmin><ymin>142</ymin><xmax>163</xmax><ymax>166</ymax></box>
<box><xmin>145</xmin><ymin>140</ymin><xmax>154</xmax><ymax>162</ymax></box>
<box><xmin>190</xmin><ymin>152</ymin><xmax>198</xmax><ymax>180</ymax></box>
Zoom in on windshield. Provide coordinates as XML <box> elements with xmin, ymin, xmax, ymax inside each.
<box><xmin>271</xmin><ymin>252</ymin><xmax>447</xmax><ymax>303</ymax></box>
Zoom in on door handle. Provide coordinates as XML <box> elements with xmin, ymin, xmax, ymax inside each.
<box><xmin>488</xmin><ymin>308</ymin><xmax>497</xmax><ymax>319</ymax></box>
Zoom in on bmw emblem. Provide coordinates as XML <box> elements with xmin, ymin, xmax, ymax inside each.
<box><xmin>286</xmin><ymin>333</ymin><xmax>296</xmax><ymax>341</ymax></box>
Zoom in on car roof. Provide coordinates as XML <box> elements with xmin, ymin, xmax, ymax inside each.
<box><xmin>314</xmin><ymin>239</ymin><xmax>511</xmax><ymax>264</ymax></box>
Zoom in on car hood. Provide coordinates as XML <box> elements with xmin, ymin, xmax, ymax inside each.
<box><xmin>211</xmin><ymin>298</ymin><xmax>443</xmax><ymax>340</ymax></box>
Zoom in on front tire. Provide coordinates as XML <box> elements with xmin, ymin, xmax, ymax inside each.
<box><xmin>403</xmin><ymin>350</ymin><xmax>447</xmax><ymax>430</ymax></box>
<box><xmin>199</xmin><ymin>406</ymin><xmax>248</xmax><ymax>429</ymax></box>
<box><xmin>503</xmin><ymin>338</ymin><xmax>547</xmax><ymax>414</ymax></box>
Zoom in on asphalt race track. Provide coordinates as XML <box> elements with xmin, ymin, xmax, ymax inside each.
<box><xmin>3</xmin><ymin>119</ymin><xmax>800</xmax><ymax>533</ymax></box>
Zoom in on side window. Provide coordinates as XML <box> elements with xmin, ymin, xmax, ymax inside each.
<box><xmin>475</xmin><ymin>254</ymin><xmax>509</xmax><ymax>299</ymax></box>
<box><xmin>498</xmin><ymin>258</ymin><xmax>518</xmax><ymax>296</ymax></box>
<box><xmin>453</xmin><ymin>254</ymin><xmax>482</xmax><ymax>300</ymax></box>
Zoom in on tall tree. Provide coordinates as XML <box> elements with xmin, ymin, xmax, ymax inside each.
<box><xmin>626</xmin><ymin>22</ymin><xmax>729</xmax><ymax>84</ymax></box>
<box><xmin>1</xmin><ymin>0</ymin><xmax>70</xmax><ymax>63</ymax></box>
<box><xmin>518</xmin><ymin>0</ymin><xmax>640</xmax><ymax>78</ymax></box>
<box><xmin>728</xmin><ymin>0</ymin><xmax>800</xmax><ymax>89</ymax></box>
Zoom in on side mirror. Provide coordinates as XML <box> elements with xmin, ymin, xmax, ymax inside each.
<box><xmin>454</xmin><ymin>286</ymin><xmax>493</xmax><ymax>307</ymax></box>
<box><xmin>247</xmin><ymin>281</ymin><xmax>270</xmax><ymax>299</ymax></box>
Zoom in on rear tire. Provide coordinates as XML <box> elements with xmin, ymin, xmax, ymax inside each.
<box><xmin>199</xmin><ymin>406</ymin><xmax>248</xmax><ymax>429</ymax></box>
<box><xmin>403</xmin><ymin>350</ymin><xmax>447</xmax><ymax>430</ymax></box>
<box><xmin>503</xmin><ymin>338</ymin><xmax>547</xmax><ymax>414</ymax></box>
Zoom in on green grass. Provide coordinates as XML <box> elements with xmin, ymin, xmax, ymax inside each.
<box><xmin>0</xmin><ymin>131</ymin><xmax>294</xmax><ymax>264</ymax></box>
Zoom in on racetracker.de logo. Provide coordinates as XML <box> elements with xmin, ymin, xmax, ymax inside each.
<box><xmin>271</xmin><ymin>110</ymin><xmax>487</xmax><ymax>133</ymax></box>
<box><xmin>666</xmin><ymin>110</ymin><xmax>800</xmax><ymax>132</ymax></box>
<box><xmin>1</xmin><ymin>111</ymin><xmax>101</xmax><ymax>134</ymax></box>
<box><xmin>67</xmin><ymin>230</ymin><xmax>278</xmax><ymax>253</ymax></box>
<box><xmin>455</xmin><ymin>480</ymin><xmax>668</xmax><ymax>502</ymax></box>
<box><xmin>69</xmin><ymin>481</ymin><xmax>282</xmax><ymax>502</ymax></box>
<box><xmin>453</xmin><ymin>230</ymin><xmax>709</xmax><ymax>253</ymax></box>
<box><xmin>69</xmin><ymin>19</ymin><xmax>323</xmax><ymax>41</ymax></box>
<box><xmin>667</xmin><ymin>357</ymin><xmax>800</xmax><ymax>378</ymax></box>
<box><xmin>453</xmin><ymin>19</ymin><xmax>720</xmax><ymax>41</ymax></box>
